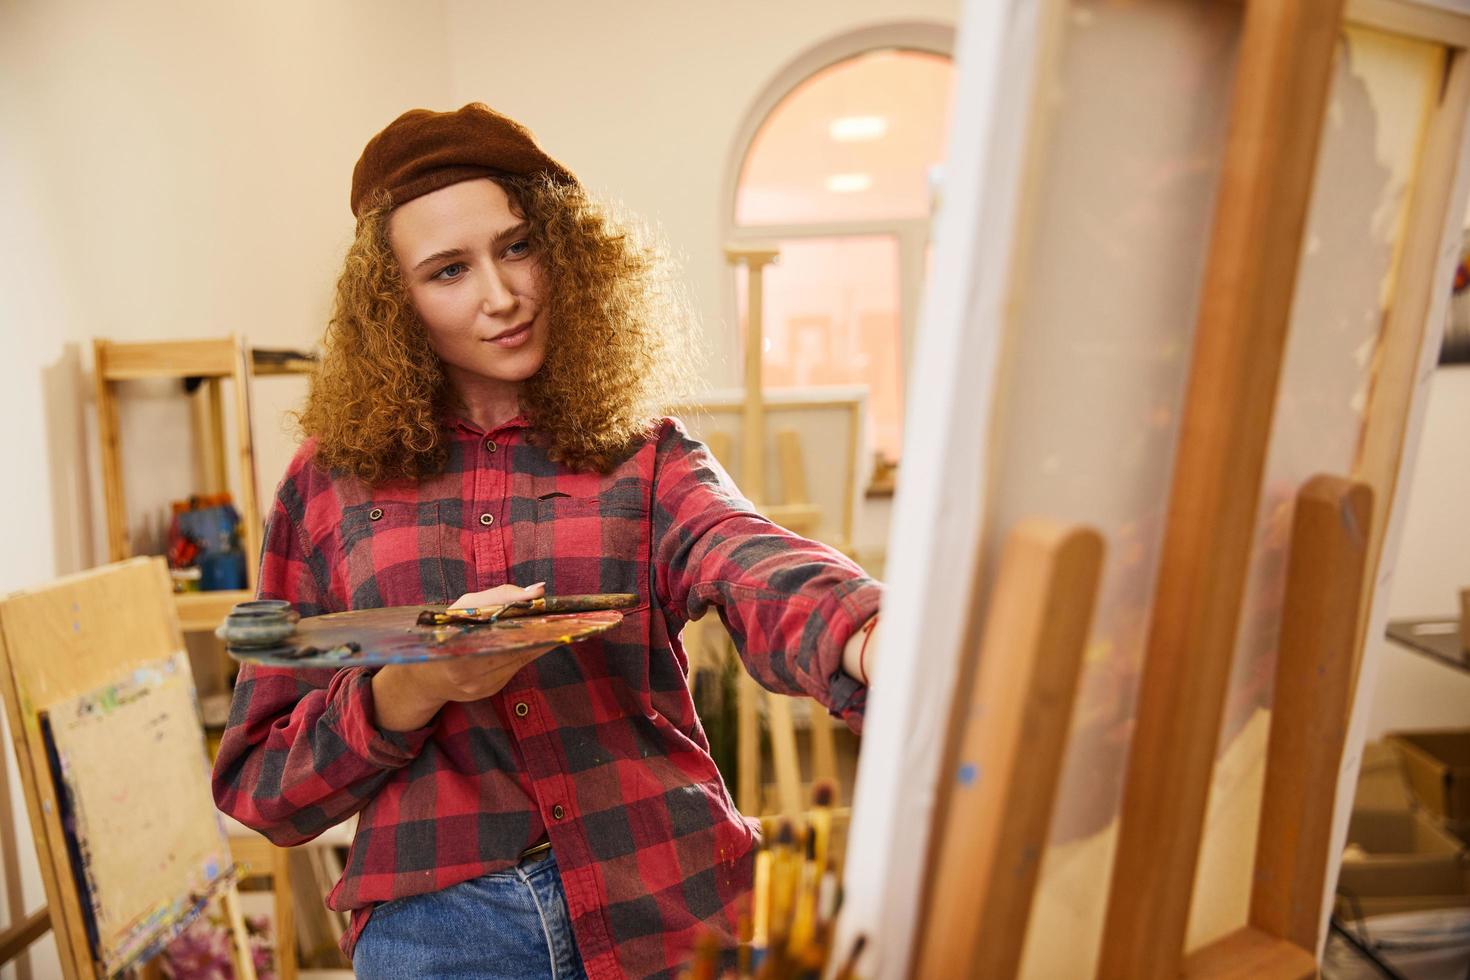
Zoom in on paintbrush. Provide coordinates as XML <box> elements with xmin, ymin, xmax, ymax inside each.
<box><xmin>787</xmin><ymin>832</ymin><xmax>819</xmax><ymax>957</ymax></box>
<box><xmin>684</xmin><ymin>930</ymin><xmax>721</xmax><ymax>980</ymax></box>
<box><xmin>736</xmin><ymin>912</ymin><xmax>753</xmax><ymax>977</ymax></box>
<box><xmin>831</xmin><ymin>935</ymin><xmax>867</xmax><ymax>980</ymax></box>
<box><xmin>768</xmin><ymin>820</ymin><xmax>799</xmax><ymax>947</ymax></box>
<box><xmin>751</xmin><ymin>846</ymin><xmax>773</xmax><ymax>971</ymax></box>
<box><xmin>808</xmin><ymin>780</ymin><xmax>835</xmax><ymax>877</ymax></box>
<box><xmin>416</xmin><ymin>592</ymin><xmax>639</xmax><ymax>626</ymax></box>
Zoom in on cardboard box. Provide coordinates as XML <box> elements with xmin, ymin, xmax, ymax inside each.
<box><xmin>1336</xmin><ymin>808</ymin><xmax>1470</xmax><ymax>919</ymax></box>
<box><xmin>1356</xmin><ymin>740</ymin><xmax>1415</xmax><ymax>812</ymax></box>
<box><xmin>1389</xmin><ymin>730</ymin><xmax>1470</xmax><ymax>828</ymax></box>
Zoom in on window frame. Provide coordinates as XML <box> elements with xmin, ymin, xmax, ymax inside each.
<box><xmin>723</xmin><ymin>23</ymin><xmax>956</xmax><ymax>473</ymax></box>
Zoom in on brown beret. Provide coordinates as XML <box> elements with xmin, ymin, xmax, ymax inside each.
<box><xmin>350</xmin><ymin>102</ymin><xmax>576</xmax><ymax>218</ymax></box>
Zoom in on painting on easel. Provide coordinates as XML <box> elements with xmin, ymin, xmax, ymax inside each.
<box><xmin>40</xmin><ymin>652</ymin><xmax>233</xmax><ymax>976</ymax></box>
<box><xmin>0</xmin><ymin>558</ymin><xmax>257</xmax><ymax>979</ymax></box>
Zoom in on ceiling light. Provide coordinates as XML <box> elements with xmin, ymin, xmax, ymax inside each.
<box><xmin>826</xmin><ymin>173</ymin><xmax>873</xmax><ymax>193</ymax></box>
<box><xmin>829</xmin><ymin>115</ymin><xmax>888</xmax><ymax>141</ymax></box>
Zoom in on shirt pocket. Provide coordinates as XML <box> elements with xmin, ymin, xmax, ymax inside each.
<box><xmin>339</xmin><ymin>500</ymin><xmax>459</xmax><ymax>608</ymax></box>
<box><xmin>521</xmin><ymin>492</ymin><xmax>649</xmax><ymax>599</ymax></box>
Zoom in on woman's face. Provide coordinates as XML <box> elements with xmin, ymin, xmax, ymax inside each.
<box><xmin>388</xmin><ymin>178</ymin><xmax>548</xmax><ymax>400</ymax></box>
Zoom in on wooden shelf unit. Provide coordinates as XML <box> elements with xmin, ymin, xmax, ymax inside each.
<box><xmin>93</xmin><ymin>337</ymin><xmax>312</xmax><ymax>628</ymax></box>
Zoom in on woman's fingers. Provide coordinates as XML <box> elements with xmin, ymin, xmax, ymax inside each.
<box><xmin>438</xmin><ymin>643</ymin><xmax>561</xmax><ymax>699</ymax></box>
<box><xmin>449</xmin><ymin>580</ymin><xmax>546</xmax><ymax>612</ymax></box>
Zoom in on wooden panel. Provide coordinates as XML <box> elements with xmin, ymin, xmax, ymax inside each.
<box><xmin>1181</xmin><ymin>926</ymin><xmax>1314</xmax><ymax>980</ymax></box>
<box><xmin>0</xmin><ymin>718</ymin><xmax>36</xmax><ymax>980</ymax></box>
<box><xmin>0</xmin><ymin>907</ymin><xmax>50</xmax><ymax>970</ymax></box>
<box><xmin>762</xmin><ymin>503</ymin><xmax>821</xmax><ymax>538</ymax></box>
<box><xmin>206</xmin><ymin>378</ymin><xmax>229</xmax><ymax>493</ymax></box>
<box><xmin>220</xmin><ymin>887</ymin><xmax>258</xmax><ymax>980</ymax></box>
<box><xmin>724</xmin><ymin>247</ymin><xmax>779</xmax><ymax>510</ymax></box>
<box><xmin>766</xmin><ymin>693</ymin><xmax>804</xmax><ymax>819</ymax></box>
<box><xmin>175</xmin><ymin>590</ymin><xmax>252</xmax><ymax>633</ymax></box>
<box><xmin>1352</xmin><ymin>45</ymin><xmax>1470</xmax><ymax>689</ymax></box>
<box><xmin>227</xmin><ymin>835</ymin><xmax>296</xmax><ymax>980</ymax></box>
<box><xmin>1347</xmin><ymin>0</ymin><xmax>1470</xmax><ymax>46</ymax></box>
<box><xmin>776</xmin><ymin>429</ymin><xmax>808</xmax><ymax>505</ymax></box>
<box><xmin>0</xmin><ymin>559</ymin><xmax>244</xmax><ymax>978</ymax></box>
<box><xmin>1250</xmin><ymin>477</ymin><xmax>1373</xmax><ymax>951</ymax></box>
<box><xmin>98</xmin><ymin>339</ymin><xmax>238</xmax><ymax>380</ymax></box>
<box><xmin>248</xmin><ymin>349</ymin><xmax>315</xmax><ymax>377</ymax></box>
<box><xmin>705</xmin><ymin>431</ymin><xmax>732</xmax><ymax>470</ymax></box>
<box><xmin>0</xmin><ymin>559</ymin><xmax>184</xmax><ymax>977</ymax></box>
<box><xmin>914</xmin><ymin>520</ymin><xmax>1102</xmax><ymax>980</ymax></box>
<box><xmin>1097</xmin><ymin>2</ymin><xmax>1345</xmax><ymax>977</ymax></box>
<box><xmin>2</xmin><ymin>560</ymin><xmax>183</xmax><ymax>708</ymax></box>
<box><xmin>810</xmin><ymin>714</ymin><xmax>839</xmax><ymax>790</ymax></box>
<box><xmin>230</xmin><ymin>338</ymin><xmax>262</xmax><ymax>593</ymax></box>
<box><xmin>92</xmin><ymin>340</ymin><xmax>129</xmax><ymax>565</ymax></box>
<box><xmin>738</xmin><ymin>671</ymin><xmax>760</xmax><ymax>814</ymax></box>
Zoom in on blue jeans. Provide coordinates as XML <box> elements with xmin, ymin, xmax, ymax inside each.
<box><xmin>352</xmin><ymin>851</ymin><xmax>587</xmax><ymax>980</ymax></box>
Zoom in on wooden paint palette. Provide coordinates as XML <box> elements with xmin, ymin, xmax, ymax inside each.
<box><xmin>225</xmin><ymin>605</ymin><xmax>625</xmax><ymax>669</ymax></box>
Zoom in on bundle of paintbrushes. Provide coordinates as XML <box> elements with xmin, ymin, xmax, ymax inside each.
<box><xmin>678</xmin><ymin>782</ymin><xmax>868</xmax><ymax>980</ymax></box>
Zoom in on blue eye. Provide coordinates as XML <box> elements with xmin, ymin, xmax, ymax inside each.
<box><xmin>506</xmin><ymin>240</ymin><xmax>531</xmax><ymax>258</ymax></box>
<box><xmin>433</xmin><ymin>262</ymin><xmax>466</xmax><ymax>280</ymax></box>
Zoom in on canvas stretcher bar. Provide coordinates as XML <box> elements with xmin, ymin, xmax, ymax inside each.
<box><xmin>1097</xmin><ymin>2</ymin><xmax>1346</xmax><ymax>975</ymax></box>
<box><xmin>912</xmin><ymin>519</ymin><xmax>1102</xmax><ymax>980</ymax></box>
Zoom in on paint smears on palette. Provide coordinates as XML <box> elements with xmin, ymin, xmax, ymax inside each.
<box><xmin>220</xmin><ymin>595</ymin><xmax>637</xmax><ymax>668</ymax></box>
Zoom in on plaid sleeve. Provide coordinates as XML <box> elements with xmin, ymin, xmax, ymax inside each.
<box><xmin>651</xmin><ymin>418</ymin><xmax>882</xmax><ymax>729</ymax></box>
<box><xmin>211</xmin><ymin>473</ymin><xmax>434</xmax><ymax>846</ymax></box>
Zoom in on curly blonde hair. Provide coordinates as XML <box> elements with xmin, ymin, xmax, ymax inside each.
<box><xmin>296</xmin><ymin>175</ymin><xmax>699</xmax><ymax>482</ymax></box>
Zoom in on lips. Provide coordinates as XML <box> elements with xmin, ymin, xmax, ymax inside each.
<box><xmin>488</xmin><ymin>321</ymin><xmax>533</xmax><ymax>342</ymax></box>
<box><xmin>485</xmin><ymin>320</ymin><xmax>538</xmax><ymax>346</ymax></box>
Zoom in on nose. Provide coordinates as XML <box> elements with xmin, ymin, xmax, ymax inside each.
<box><xmin>478</xmin><ymin>266</ymin><xmax>517</xmax><ymax>317</ymax></box>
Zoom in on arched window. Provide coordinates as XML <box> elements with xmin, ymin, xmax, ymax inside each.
<box><xmin>727</xmin><ymin>26</ymin><xmax>955</xmax><ymax>471</ymax></box>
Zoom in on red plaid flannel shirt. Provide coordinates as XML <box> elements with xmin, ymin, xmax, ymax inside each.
<box><xmin>211</xmin><ymin>415</ymin><xmax>881</xmax><ymax>979</ymax></box>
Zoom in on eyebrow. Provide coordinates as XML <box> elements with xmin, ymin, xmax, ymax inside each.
<box><xmin>411</xmin><ymin>222</ymin><xmax>531</xmax><ymax>274</ymax></box>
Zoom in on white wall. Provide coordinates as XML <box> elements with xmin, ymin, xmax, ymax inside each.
<box><xmin>442</xmin><ymin>0</ymin><xmax>958</xmax><ymax>388</ymax></box>
<box><xmin>0</xmin><ymin>3</ymin><xmax>456</xmax><ymax>974</ymax></box>
<box><xmin>1367</xmin><ymin>367</ymin><xmax>1470</xmax><ymax>737</ymax></box>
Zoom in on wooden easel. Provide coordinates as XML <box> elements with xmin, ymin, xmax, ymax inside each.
<box><xmin>840</xmin><ymin>0</ymin><xmax>1470</xmax><ymax>974</ymax></box>
<box><xmin>720</xmin><ymin>246</ymin><xmax>846</xmax><ymax>820</ymax></box>
<box><xmin>675</xmin><ymin>393</ymin><xmax>866</xmax><ymax>557</ymax></box>
<box><xmin>0</xmin><ymin>559</ymin><xmax>257</xmax><ymax>980</ymax></box>
<box><xmin>914</xmin><ymin>474</ymin><xmax>1373</xmax><ymax>978</ymax></box>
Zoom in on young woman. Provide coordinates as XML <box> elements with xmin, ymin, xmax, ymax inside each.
<box><xmin>212</xmin><ymin>103</ymin><xmax>883</xmax><ymax>980</ymax></box>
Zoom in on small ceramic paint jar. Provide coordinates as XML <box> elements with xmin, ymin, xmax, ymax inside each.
<box><xmin>216</xmin><ymin>603</ymin><xmax>299</xmax><ymax>648</ymax></box>
<box><xmin>232</xmin><ymin>599</ymin><xmax>294</xmax><ymax>614</ymax></box>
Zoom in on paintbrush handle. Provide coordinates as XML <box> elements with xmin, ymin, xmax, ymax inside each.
<box><xmin>422</xmin><ymin>593</ymin><xmax>639</xmax><ymax>626</ymax></box>
<box><xmin>502</xmin><ymin>593</ymin><xmax>640</xmax><ymax>618</ymax></box>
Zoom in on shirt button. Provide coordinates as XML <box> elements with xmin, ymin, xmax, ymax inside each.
<box><xmin>514</xmin><ymin>702</ymin><xmax>529</xmax><ymax>718</ymax></box>
<box><xmin>368</xmin><ymin>507</ymin><xmax>383</xmax><ymax>521</ymax></box>
<box><xmin>485</xmin><ymin>439</ymin><xmax>497</xmax><ymax>453</ymax></box>
<box><xmin>551</xmin><ymin>804</ymin><xmax>565</xmax><ymax>821</ymax></box>
<box><xmin>480</xmin><ymin>513</ymin><xmax>495</xmax><ymax>526</ymax></box>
